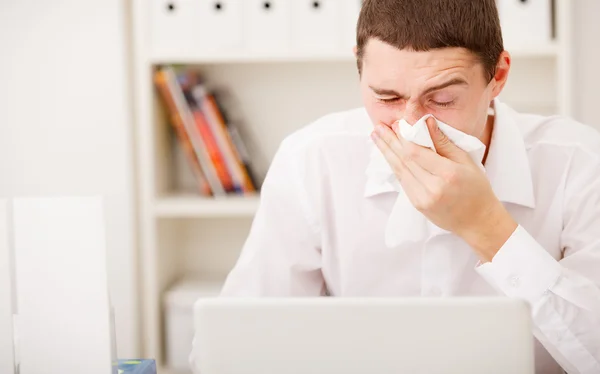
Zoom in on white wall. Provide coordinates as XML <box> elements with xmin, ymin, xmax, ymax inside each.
<box><xmin>572</xmin><ymin>0</ymin><xmax>600</xmax><ymax>128</ymax></box>
<box><xmin>0</xmin><ymin>1</ymin><xmax>138</xmax><ymax>358</ymax></box>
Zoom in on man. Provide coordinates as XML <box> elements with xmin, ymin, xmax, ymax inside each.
<box><xmin>216</xmin><ymin>0</ymin><xmax>600</xmax><ymax>373</ymax></box>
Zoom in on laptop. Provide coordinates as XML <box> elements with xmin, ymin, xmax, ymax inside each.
<box><xmin>192</xmin><ymin>297</ymin><xmax>534</xmax><ymax>374</ymax></box>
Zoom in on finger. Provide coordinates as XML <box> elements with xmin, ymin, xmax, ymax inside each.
<box><xmin>396</xmin><ymin>134</ymin><xmax>443</xmax><ymax>191</ymax></box>
<box><xmin>371</xmin><ymin>129</ymin><xmax>408</xmax><ymax>180</ymax></box>
<box><xmin>397</xmin><ymin>134</ymin><xmax>455</xmax><ymax>176</ymax></box>
<box><xmin>371</xmin><ymin>130</ymin><xmax>428</xmax><ymax>204</ymax></box>
<box><xmin>375</xmin><ymin>124</ymin><xmax>403</xmax><ymax>158</ymax></box>
<box><xmin>426</xmin><ymin>117</ymin><xmax>470</xmax><ymax>162</ymax></box>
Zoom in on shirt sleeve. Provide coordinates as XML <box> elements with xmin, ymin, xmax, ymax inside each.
<box><xmin>476</xmin><ymin>151</ymin><xmax>600</xmax><ymax>374</ymax></box>
<box><xmin>219</xmin><ymin>136</ymin><xmax>326</xmax><ymax>297</ymax></box>
<box><xmin>189</xmin><ymin>138</ymin><xmax>326</xmax><ymax>373</ymax></box>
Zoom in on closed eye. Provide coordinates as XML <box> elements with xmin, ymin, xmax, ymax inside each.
<box><xmin>378</xmin><ymin>97</ymin><xmax>401</xmax><ymax>103</ymax></box>
<box><xmin>431</xmin><ymin>100</ymin><xmax>454</xmax><ymax>108</ymax></box>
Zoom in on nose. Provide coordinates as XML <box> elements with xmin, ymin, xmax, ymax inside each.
<box><xmin>403</xmin><ymin>101</ymin><xmax>426</xmax><ymax>126</ymax></box>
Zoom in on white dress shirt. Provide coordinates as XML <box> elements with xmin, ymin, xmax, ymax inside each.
<box><xmin>217</xmin><ymin>100</ymin><xmax>600</xmax><ymax>374</ymax></box>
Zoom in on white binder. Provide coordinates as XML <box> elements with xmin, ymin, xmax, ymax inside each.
<box><xmin>0</xmin><ymin>197</ymin><xmax>117</xmax><ymax>374</ymax></box>
<box><xmin>0</xmin><ymin>201</ymin><xmax>15</xmax><ymax>374</ymax></box>
<box><xmin>498</xmin><ymin>0</ymin><xmax>553</xmax><ymax>48</ymax></box>
<box><xmin>245</xmin><ymin>0</ymin><xmax>292</xmax><ymax>52</ymax></box>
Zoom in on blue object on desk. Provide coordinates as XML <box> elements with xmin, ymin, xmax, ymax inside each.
<box><xmin>116</xmin><ymin>359</ymin><xmax>157</xmax><ymax>374</ymax></box>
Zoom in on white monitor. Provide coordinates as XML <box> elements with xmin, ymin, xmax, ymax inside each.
<box><xmin>192</xmin><ymin>297</ymin><xmax>535</xmax><ymax>374</ymax></box>
<box><xmin>0</xmin><ymin>197</ymin><xmax>116</xmax><ymax>374</ymax></box>
<box><xmin>0</xmin><ymin>199</ymin><xmax>15</xmax><ymax>373</ymax></box>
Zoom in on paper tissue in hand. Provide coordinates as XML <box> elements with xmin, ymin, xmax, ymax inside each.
<box><xmin>378</xmin><ymin>114</ymin><xmax>486</xmax><ymax>247</ymax></box>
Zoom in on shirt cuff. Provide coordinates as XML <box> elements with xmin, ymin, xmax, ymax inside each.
<box><xmin>475</xmin><ymin>225</ymin><xmax>562</xmax><ymax>307</ymax></box>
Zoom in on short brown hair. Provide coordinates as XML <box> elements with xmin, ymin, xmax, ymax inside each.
<box><xmin>356</xmin><ymin>0</ymin><xmax>504</xmax><ymax>81</ymax></box>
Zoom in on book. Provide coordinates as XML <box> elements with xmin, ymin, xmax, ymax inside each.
<box><xmin>226</xmin><ymin>121</ymin><xmax>260</xmax><ymax>190</ymax></box>
<box><xmin>155</xmin><ymin>65</ymin><xmax>260</xmax><ymax>196</ymax></box>
<box><xmin>210</xmin><ymin>90</ymin><xmax>260</xmax><ymax>189</ymax></box>
<box><xmin>178</xmin><ymin>73</ymin><xmax>236</xmax><ymax>193</ymax></box>
<box><xmin>154</xmin><ymin>69</ymin><xmax>212</xmax><ymax>196</ymax></box>
<box><xmin>191</xmin><ymin>83</ymin><xmax>257</xmax><ymax>194</ymax></box>
<box><xmin>162</xmin><ymin>66</ymin><xmax>227</xmax><ymax>197</ymax></box>
<box><xmin>192</xmin><ymin>109</ymin><xmax>235</xmax><ymax>192</ymax></box>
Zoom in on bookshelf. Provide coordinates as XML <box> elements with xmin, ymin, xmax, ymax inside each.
<box><xmin>154</xmin><ymin>194</ymin><xmax>260</xmax><ymax>218</ymax></box>
<box><xmin>132</xmin><ymin>0</ymin><xmax>573</xmax><ymax>371</ymax></box>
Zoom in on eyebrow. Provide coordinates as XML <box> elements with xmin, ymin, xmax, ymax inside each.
<box><xmin>369</xmin><ymin>86</ymin><xmax>406</xmax><ymax>99</ymax></box>
<box><xmin>421</xmin><ymin>77</ymin><xmax>468</xmax><ymax>96</ymax></box>
<box><xmin>369</xmin><ymin>77</ymin><xmax>468</xmax><ymax>99</ymax></box>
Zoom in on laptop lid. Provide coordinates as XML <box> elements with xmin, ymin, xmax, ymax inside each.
<box><xmin>193</xmin><ymin>297</ymin><xmax>535</xmax><ymax>374</ymax></box>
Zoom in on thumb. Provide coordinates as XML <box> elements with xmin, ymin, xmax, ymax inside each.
<box><xmin>426</xmin><ymin>117</ymin><xmax>468</xmax><ymax>161</ymax></box>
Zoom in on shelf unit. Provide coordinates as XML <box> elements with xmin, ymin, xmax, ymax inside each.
<box><xmin>132</xmin><ymin>0</ymin><xmax>573</xmax><ymax>371</ymax></box>
<box><xmin>154</xmin><ymin>194</ymin><xmax>260</xmax><ymax>218</ymax></box>
<box><xmin>148</xmin><ymin>41</ymin><xmax>562</xmax><ymax>64</ymax></box>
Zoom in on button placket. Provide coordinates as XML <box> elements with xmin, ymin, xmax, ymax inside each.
<box><xmin>421</xmin><ymin>235</ymin><xmax>451</xmax><ymax>297</ymax></box>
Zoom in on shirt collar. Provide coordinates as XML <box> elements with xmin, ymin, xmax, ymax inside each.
<box><xmin>363</xmin><ymin>99</ymin><xmax>536</xmax><ymax>209</ymax></box>
<box><xmin>485</xmin><ymin>99</ymin><xmax>536</xmax><ymax>208</ymax></box>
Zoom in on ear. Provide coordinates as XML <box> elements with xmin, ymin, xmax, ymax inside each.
<box><xmin>352</xmin><ymin>45</ymin><xmax>358</xmax><ymax>58</ymax></box>
<box><xmin>490</xmin><ymin>51</ymin><xmax>511</xmax><ymax>98</ymax></box>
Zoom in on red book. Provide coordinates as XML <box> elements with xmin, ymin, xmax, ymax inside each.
<box><xmin>154</xmin><ymin>69</ymin><xmax>212</xmax><ymax>196</ymax></box>
<box><xmin>192</xmin><ymin>85</ymin><xmax>257</xmax><ymax>194</ymax></box>
<box><xmin>191</xmin><ymin>110</ymin><xmax>234</xmax><ymax>192</ymax></box>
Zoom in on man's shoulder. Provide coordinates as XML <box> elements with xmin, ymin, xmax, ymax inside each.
<box><xmin>278</xmin><ymin>107</ymin><xmax>371</xmax><ymax>155</ymax></box>
<box><xmin>514</xmin><ymin>107</ymin><xmax>600</xmax><ymax>159</ymax></box>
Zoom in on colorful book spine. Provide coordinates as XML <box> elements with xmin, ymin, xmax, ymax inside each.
<box><xmin>226</xmin><ymin>121</ymin><xmax>260</xmax><ymax>190</ymax></box>
<box><xmin>191</xmin><ymin>108</ymin><xmax>235</xmax><ymax>192</ymax></box>
<box><xmin>211</xmin><ymin>91</ymin><xmax>261</xmax><ymax>190</ymax></box>
<box><xmin>163</xmin><ymin>66</ymin><xmax>227</xmax><ymax>197</ymax></box>
<box><xmin>191</xmin><ymin>84</ymin><xmax>257</xmax><ymax>194</ymax></box>
<box><xmin>153</xmin><ymin>69</ymin><xmax>212</xmax><ymax>196</ymax></box>
<box><xmin>176</xmin><ymin>72</ymin><xmax>235</xmax><ymax>192</ymax></box>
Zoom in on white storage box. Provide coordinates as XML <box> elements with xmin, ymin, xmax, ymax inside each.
<box><xmin>341</xmin><ymin>0</ymin><xmax>362</xmax><ymax>50</ymax></box>
<box><xmin>498</xmin><ymin>0</ymin><xmax>553</xmax><ymax>48</ymax></box>
<box><xmin>291</xmin><ymin>0</ymin><xmax>343</xmax><ymax>51</ymax></box>
<box><xmin>245</xmin><ymin>0</ymin><xmax>292</xmax><ymax>52</ymax></box>
<box><xmin>150</xmin><ymin>0</ymin><xmax>243</xmax><ymax>59</ymax></box>
<box><xmin>163</xmin><ymin>278</ymin><xmax>223</xmax><ymax>372</ymax></box>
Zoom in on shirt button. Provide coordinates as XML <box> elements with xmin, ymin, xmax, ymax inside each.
<box><xmin>508</xmin><ymin>275</ymin><xmax>520</xmax><ymax>288</ymax></box>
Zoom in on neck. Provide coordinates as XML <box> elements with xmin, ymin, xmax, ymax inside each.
<box><xmin>480</xmin><ymin>114</ymin><xmax>494</xmax><ymax>165</ymax></box>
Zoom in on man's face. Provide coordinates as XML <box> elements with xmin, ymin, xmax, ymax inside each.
<box><xmin>359</xmin><ymin>39</ymin><xmax>505</xmax><ymax>140</ymax></box>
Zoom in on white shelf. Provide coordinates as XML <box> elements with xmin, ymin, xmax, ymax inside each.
<box><xmin>163</xmin><ymin>277</ymin><xmax>224</xmax><ymax>304</ymax></box>
<box><xmin>505</xmin><ymin>41</ymin><xmax>559</xmax><ymax>58</ymax></box>
<box><xmin>150</xmin><ymin>51</ymin><xmax>357</xmax><ymax>65</ymax></box>
<box><xmin>154</xmin><ymin>194</ymin><xmax>260</xmax><ymax>218</ymax></box>
<box><xmin>149</xmin><ymin>42</ymin><xmax>560</xmax><ymax>65</ymax></box>
<box><xmin>133</xmin><ymin>0</ymin><xmax>574</xmax><ymax>367</ymax></box>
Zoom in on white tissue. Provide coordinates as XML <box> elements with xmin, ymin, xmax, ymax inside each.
<box><xmin>381</xmin><ymin>114</ymin><xmax>486</xmax><ymax>247</ymax></box>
